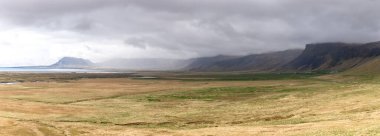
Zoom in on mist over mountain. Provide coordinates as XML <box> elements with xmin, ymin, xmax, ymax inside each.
<box><xmin>96</xmin><ymin>49</ymin><xmax>302</xmax><ymax>71</ymax></box>
<box><xmin>186</xmin><ymin>50</ymin><xmax>303</xmax><ymax>72</ymax></box>
<box><xmin>184</xmin><ymin>55</ymin><xmax>240</xmax><ymax>71</ymax></box>
<box><xmin>98</xmin><ymin>58</ymin><xmax>190</xmax><ymax>71</ymax></box>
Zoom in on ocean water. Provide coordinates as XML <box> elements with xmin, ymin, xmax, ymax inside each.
<box><xmin>0</xmin><ymin>67</ymin><xmax>103</xmax><ymax>73</ymax></box>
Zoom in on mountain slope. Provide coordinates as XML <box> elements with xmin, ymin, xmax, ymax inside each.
<box><xmin>50</xmin><ymin>57</ymin><xmax>94</xmax><ymax>68</ymax></box>
<box><xmin>343</xmin><ymin>56</ymin><xmax>380</xmax><ymax>75</ymax></box>
<box><xmin>285</xmin><ymin>41</ymin><xmax>380</xmax><ymax>71</ymax></box>
<box><xmin>186</xmin><ymin>49</ymin><xmax>303</xmax><ymax>72</ymax></box>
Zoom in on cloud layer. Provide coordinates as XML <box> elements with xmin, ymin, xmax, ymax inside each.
<box><xmin>0</xmin><ymin>0</ymin><xmax>380</xmax><ymax>66</ymax></box>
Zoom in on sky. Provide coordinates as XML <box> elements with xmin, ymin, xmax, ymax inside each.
<box><xmin>0</xmin><ymin>0</ymin><xmax>380</xmax><ymax>66</ymax></box>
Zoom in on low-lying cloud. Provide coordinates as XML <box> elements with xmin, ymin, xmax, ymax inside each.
<box><xmin>0</xmin><ymin>0</ymin><xmax>380</xmax><ymax>66</ymax></box>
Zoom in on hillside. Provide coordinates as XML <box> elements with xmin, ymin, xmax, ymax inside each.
<box><xmin>343</xmin><ymin>56</ymin><xmax>380</xmax><ymax>75</ymax></box>
<box><xmin>186</xmin><ymin>49</ymin><xmax>303</xmax><ymax>72</ymax></box>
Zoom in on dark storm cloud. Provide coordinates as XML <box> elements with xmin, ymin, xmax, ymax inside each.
<box><xmin>1</xmin><ymin>0</ymin><xmax>380</xmax><ymax>57</ymax></box>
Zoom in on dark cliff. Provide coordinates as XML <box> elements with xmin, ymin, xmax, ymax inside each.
<box><xmin>285</xmin><ymin>41</ymin><xmax>380</xmax><ymax>71</ymax></box>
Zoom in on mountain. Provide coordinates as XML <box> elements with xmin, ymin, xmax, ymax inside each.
<box><xmin>99</xmin><ymin>58</ymin><xmax>190</xmax><ymax>71</ymax></box>
<box><xmin>44</xmin><ymin>41</ymin><xmax>380</xmax><ymax>72</ymax></box>
<box><xmin>185</xmin><ymin>49</ymin><xmax>303</xmax><ymax>72</ymax></box>
<box><xmin>50</xmin><ymin>57</ymin><xmax>94</xmax><ymax>68</ymax></box>
<box><xmin>285</xmin><ymin>41</ymin><xmax>380</xmax><ymax>71</ymax></box>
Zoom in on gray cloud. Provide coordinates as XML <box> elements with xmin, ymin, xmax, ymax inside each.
<box><xmin>1</xmin><ymin>0</ymin><xmax>380</xmax><ymax>59</ymax></box>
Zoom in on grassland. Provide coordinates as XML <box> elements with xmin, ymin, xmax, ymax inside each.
<box><xmin>0</xmin><ymin>72</ymin><xmax>380</xmax><ymax>135</ymax></box>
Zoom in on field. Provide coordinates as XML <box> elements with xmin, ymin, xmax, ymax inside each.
<box><xmin>0</xmin><ymin>72</ymin><xmax>380</xmax><ymax>135</ymax></box>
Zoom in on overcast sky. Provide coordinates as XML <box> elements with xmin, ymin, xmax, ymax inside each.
<box><xmin>0</xmin><ymin>0</ymin><xmax>380</xmax><ymax>66</ymax></box>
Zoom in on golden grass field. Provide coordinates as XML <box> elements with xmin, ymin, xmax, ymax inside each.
<box><xmin>0</xmin><ymin>72</ymin><xmax>380</xmax><ymax>135</ymax></box>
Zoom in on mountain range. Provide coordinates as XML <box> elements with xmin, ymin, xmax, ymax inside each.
<box><xmin>185</xmin><ymin>41</ymin><xmax>380</xmax><ymax>73</ymax></box>
<box><xmin>43</xmin><ymin>41</ymin><xmax>380</xmax><ymax>73</ymax></box>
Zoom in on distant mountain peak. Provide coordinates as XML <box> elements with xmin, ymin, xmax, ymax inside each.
<box><xmin>50</xmin><ymin>57</ymin><xmax>94</xmax><ymax>68</ymax></box>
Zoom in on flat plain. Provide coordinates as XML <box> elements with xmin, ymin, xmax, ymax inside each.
<box><xmin>0</xmin><ymin>72</ymin><xmax>380</xmax><ymax>135</ymax></box>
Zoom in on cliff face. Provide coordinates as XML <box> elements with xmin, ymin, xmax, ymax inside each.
<box><xmin>285</xmin><ymin>42</ymin><xmax>380</xmax><ymax>71</ymax></box>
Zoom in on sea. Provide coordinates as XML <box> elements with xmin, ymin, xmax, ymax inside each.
<box><xmin>0</xmin><ymin>67</ymin><xmax>106</xmax><ymax>73</ymax></box>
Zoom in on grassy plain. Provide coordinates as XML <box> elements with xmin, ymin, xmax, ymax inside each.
<box><xmin>0</xmin><ymin>72</ymin><xmax>380</xmax><ymax>135</ymax></box>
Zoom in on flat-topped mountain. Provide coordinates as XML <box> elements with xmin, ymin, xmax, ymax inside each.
<box><xmin>285</xmin><ymin>41</ymin><xmax>380</xmax><ymax>71</ymax></box>
<box><xmin>50</xmin><ymin>57</ymin><xmax>94</xmax><ymax>68</ymax></box>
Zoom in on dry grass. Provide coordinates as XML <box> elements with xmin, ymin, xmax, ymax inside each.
<box><xmin>0</xmin><ymin>73</ymin><xmax>379</xmax><ymax>135</ymax></box>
